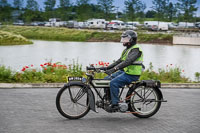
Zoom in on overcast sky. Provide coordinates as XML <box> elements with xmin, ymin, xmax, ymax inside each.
<box><xmin>8</xmin><ymin>0</ymin><xmax>200</xmax><ymax>16</ymax></box>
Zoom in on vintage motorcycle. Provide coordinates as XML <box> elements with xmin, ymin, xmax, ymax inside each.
<box><xmin>56</xmin><ymin>65</ymin><xmax>167</xmax><ymax>119</ymax></box>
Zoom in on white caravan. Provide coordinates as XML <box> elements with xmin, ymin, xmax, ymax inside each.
<box><xmin>87</xmin><ymin>19</ymin><xmax>106</xmax><ymax>29</ymax></box>
<box><xmin>178</xmin><ymin>22</ymin><xmax>195</xmax><ymax>28</ymax></box>
<box><xmin>144</xmin><ymin>21</ymin><xmax>168</xmax><ymax>31</ymax></box>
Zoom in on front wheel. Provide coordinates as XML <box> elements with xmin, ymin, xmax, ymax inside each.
<box><xmin>56</xmin><ymin>84</ymin><xmax>90</xmax><ymax>119</ymax></box>
<box><xmin>128</xmin><ymin>86</ymin><xmax>161</xmax><ymax>118</ymax></box>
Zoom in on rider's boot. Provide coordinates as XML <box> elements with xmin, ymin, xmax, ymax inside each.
<box><xmin>106</xmin><ymin>104</ymin><xmax>119</xmax><ymax>112</ymax></box>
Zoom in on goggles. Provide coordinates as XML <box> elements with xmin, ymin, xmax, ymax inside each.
<box><xmin>120</xmin><ymin>34</ymin><xmax>131</xmax><ymax>43</ymax></box>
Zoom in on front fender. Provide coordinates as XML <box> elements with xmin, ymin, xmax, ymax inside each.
<box><xmin>64</xmin><ymin>81</ymin><xmax>97</xmax><ymax>112</ymax></box>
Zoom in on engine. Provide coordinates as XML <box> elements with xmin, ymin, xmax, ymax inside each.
<box><xmin>118</xmin><ymin>102</ymin><xmax>128</xmax><ymax>112</ymax></box>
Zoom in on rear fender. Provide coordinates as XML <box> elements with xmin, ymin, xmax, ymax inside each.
<box><xmin>142</xmin><ymin>80</ymin><xmax>163</xmax><ymax>100</ymax></box>
<box><xmin>127</xmin><ymin>80</ymin><xmax>164</xmax><ymax>100</ymax></box>
<box><xmin>64</xmin><ymin>81</ymin><xmax>97</xmax><ymax>112</ymax></box>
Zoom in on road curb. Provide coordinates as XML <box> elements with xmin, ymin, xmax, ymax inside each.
<box><xmin>0</xmin><ymin>83</ymin><xmax>200</xmax><ymax>89</ymax></box>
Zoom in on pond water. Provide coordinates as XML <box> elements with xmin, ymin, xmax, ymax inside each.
<box><xmin>0</xmin><ymin>40</ymin><xmax>200</xmax><ymax>80</ymax></box>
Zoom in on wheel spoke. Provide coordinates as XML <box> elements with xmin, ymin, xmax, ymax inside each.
<box><xmin>130</xmin><ymin>87</ymin><xmax>159</xmax><ymax>116</ymax></box>
<box><xmin>57</xmin><ymin>85</ymin><xmax>90</xmax><ymax>119</ymax></box>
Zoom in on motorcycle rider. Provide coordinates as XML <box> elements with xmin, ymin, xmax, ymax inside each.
<box><xmin>100</xmin><ymin>30</ymin><xmax>144</xmax><ymax>111</ymax></box>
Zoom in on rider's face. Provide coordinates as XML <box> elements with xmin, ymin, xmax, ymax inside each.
<box><xmin>123</xmin><ymin>42</ymin><xmax>130</xmax><ymax>46</ymax></box>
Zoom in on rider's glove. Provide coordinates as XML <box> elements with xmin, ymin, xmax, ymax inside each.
<box><xmin>105</xmin><ymin>67</ymin><xmax>118</xmax><ymax>75</ymax></box>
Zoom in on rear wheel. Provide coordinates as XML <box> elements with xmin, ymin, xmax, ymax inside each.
<box><xmin>56</xmin><ymin>84</ymin><xmax>90</xmax><ymax>119</ymax></box>
<box><xmin>128</xmin><ymin>85</ymin><xmax>161</xmax><ymax>118</ymax></box>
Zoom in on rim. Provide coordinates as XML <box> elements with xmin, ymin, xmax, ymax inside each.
<box><xmin>131</xmin><ymin>86</ymin><xmax>158</xmax><ymax>115</ymax></box>
<box><xmin>59</xmin><ymin>86</ymin><xmax>89</xmax><ymax>117</ymax></box>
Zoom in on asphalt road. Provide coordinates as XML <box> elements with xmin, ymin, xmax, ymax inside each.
<box><xmin>0</xmin><ymin>88</ymin><xmax>200</xmax><ymax>133</ymax></box>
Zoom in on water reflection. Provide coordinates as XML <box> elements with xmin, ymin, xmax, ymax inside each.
<box><xmin>0</xmin><ymin>40</ymin><xmax>200</xmax><ymax>80</ymax></box>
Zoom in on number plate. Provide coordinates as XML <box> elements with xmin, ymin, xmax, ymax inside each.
<box><xmin>68</xmin><ymin>77</ymin><xmax>83</xmax><ymax>82</ymax></box>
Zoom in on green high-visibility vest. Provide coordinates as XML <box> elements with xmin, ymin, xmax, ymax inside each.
<box><xmin>121</xmin><ymin>44</ymin><xmax>143</xmax><ymax>75</ymax></box>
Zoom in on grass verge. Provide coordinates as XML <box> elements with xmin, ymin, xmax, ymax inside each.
<box><xmin>0</xmin><ymin>30</ymin><xmax>32</xmax><ymax>45</ymax></box>
<box><xmin>0</xmin><ymin>25</ymin><xmax>173</xmax><ymax>44</ymax></box>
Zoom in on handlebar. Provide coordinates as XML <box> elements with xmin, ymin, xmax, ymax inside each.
<box><xmin>86</xmin><ymin>66</ymin><xmax>96</xmax><ymax>71</ymax></box>
<box><xmin>86</xmin><ymin>66</ymin><xmax>105</xmax><ymax>73</ymax></box>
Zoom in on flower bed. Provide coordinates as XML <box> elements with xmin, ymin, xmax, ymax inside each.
<box><xmin>0</xmin><ymin>62</ymin><xmax>199</xmax><ymax>83</ymax></box>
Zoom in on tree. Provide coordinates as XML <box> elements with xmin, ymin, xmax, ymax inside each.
<box><xmin>0</xmin><ymin>0</ymin><xmax>9</xmax><ymax>7</ymax></box>
<box><xmin>152</xmin><ymin>0</ymin><xmax>169</xmax><ymax>21</ymax></box>
<box><xmin>60</xmin><ymin>0</ymin><xmax>71</xmax><ymax>8</ymax></box>
<box><xmin>26</xmin><ymin>0</ymin><xmax>39</xmax><ymax>11</ymax></box>
<box><xmin>177</xmin><ymin>0</ymin><xmax>197</xmax><ymax>22</ymax></box>
<box><xmin>0</xmin><ymin>0</ymin><xmax>12</xmax><ymax>21</ymax></box>
<box><xmin>97</xmin><ymin>0</ymin><xmax>114</xmax><ymax>20</ymax></box>
<box><xmin>23</xmin><ymin>0</ymin><xmax>40</xmax><ymax>22</ymax></box>
<box><xmin>44</xmin><ymin>0</ymin><xmax>56</xmax><ymax>11</ymax></box>
<box><xmin>13</xmin><ymin>0</ymin><xmax>24</xmax><ymax>9</ymax></box>
<box><xmin>124</xmin><ymin>0</ymin><xmax>146</xmax><ymax>21</ymax></box>
<box><xmin>76</xmin><ymin>0</ymin><xmax>90</xmax><ymax>5</ymax></box>
<box><xmin>146</xmin><ymin>10</ymin><xmax>156</xmax><ymax>18</ymax></box>
<box><xmin>166</xmin><ymin>2</ymin><xmax>177</xmax><ymax>21</ymax></box>
<box><xmin>76</xmin><ymin>0</ymin><xmax>92</xmax><ymax>21</ymax></box>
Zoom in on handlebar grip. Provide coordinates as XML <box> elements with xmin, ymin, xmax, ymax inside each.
<box><xmin>86</xmin><ymin>66</ymin><xmax>96</xmax><ymax>71</ymax></box>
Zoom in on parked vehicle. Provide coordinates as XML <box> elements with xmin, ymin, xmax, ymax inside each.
<box><xmin>13</xmin><ymin>20</ymin><xmax>24</xmax><ymax>26</ymax></box>
<box><xmin>145</xmin><ymin>21</ymin><xmax>168</xmax><ymax>31</ymax></box>
<box><xmin>107</xmin><ymin>20</ymin><xmax>127</xmax><ymax>30</ymax></box>
<box><xmin>44</xmin><ymin>22</ymin><xmax>52</xmax><ymax>27</ymax></box>
<box><xmin>168</xmin><ymin>23</ymin><xmax>178</xmax><ymax>29</ymax></box>
<box><xmin>148</xmin><ymin>25</ymin><xmax>158</xmax><ymax>31</ymax></box>
<box><xmin>125</xmin><ymin>23</ymin><xmax>138</xmax><ymax>30</ymax></box>
<box><xmin>49</xmin><ymin>18</ymin><xmax>61</xmax><ymax>23</ymax></box>
<box><xmin>127</xmin><ymin>21</ymin><xmax>141</xmax><ymax>26</ymax></box>
<box><xmin>55</xmin><ymin>21</ymin><xmax>67</xmax><ymax>27</ymax></box>
<box><xmin>67</xmin><ymin>21</ymin><xmax>79</xmax><ymax>28</ymax></box>
<box><xmin>87</xmin><ymin>19</ymin><xmax>106</xmax><ymax>29</ymax></box>
<box><xmin>195</xmin><ymin>22</ymin><xmax>200</xmax><ymax>29</ymax></box>
<box><xmin>107</xmin><ymin>22</ymin><xmax>118</xmax><ymax>30</ymax></box>
<box><xmin>144</xmin><ymin>21</ymin><xmax>159</xmax><ymax>27</ymax></box>
<box><xmin>178</xmin><ymin>22</ymin><xmax>195</xmax><ymax>28</ymax></box>
<box><xmin>78</xmin><ymin>22</ymin><xmax>89</xmax><ymax>29</ymax></box>
<box><xmin>30</xmin><ymin>22</ymin><xmax>39</xmax><ymax>26</ymax></box>
<box><xmin>56</xmin><ymin>65</ymin><xmax>167</xmax><ymax>119</ymax></box>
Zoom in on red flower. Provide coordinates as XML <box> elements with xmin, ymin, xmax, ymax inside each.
<box><xmin>31</xmin><ymin>64</ymin><xmax>33</xmax><ymax>67</ymax></box>
<box><xmin>182</xmin><ymin>70</ymin><xmax>184</xmax><ymax>72</ymax></box>
<box><xmin>44</xmin><ymin>68</ymin><xmax>47</xmax><ymax>70</ymax></box>
<box><xmin>48</xmin><ymin>63</ymin><xmax>51</xmax><ymax>66</ymax></box>
<box><xmin>53</xmin><ymin>63</ymin><xmax>57</xmax><ymax>67</ymax></box>
<box><xmin>44</xmin><ymin>63</ymin><xmax>48</xmax><ymax>65</ymax></box>
<box><xmin>25</xmin><ymin>66</ymin><xmax>29</xmax><ymax>68</ymax></box>
<box><xmin>40</xmin><ymin>64</ymin><xmax>44</xmax><ymax>67</ymax></box>
<box><xmin>21</xmin><ymin>67</ymin><xmax>26</xmax><ymax>71</ymax></box>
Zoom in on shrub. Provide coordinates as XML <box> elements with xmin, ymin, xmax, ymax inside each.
<box><xmin>0</xmin><ymin>66</ymin><xmax>13</xmax><ymax>83</ymax></box>
<box><xmin>140</xmin><ymin>63</ymin><xmax>190</xmax><ymax>83</ymax></box>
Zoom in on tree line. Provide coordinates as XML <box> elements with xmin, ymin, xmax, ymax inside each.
<box><xmin>0</xmin><ymin>0</ymin><xmax>199</xmax><ymax>23</ymax></box>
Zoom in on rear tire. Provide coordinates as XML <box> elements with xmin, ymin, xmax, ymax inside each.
<box><xmin>128</xmin><ymin>85</ymin><xmax>161</xmax><ymax>118</ymax></box>
<box><xmin>56</xmin><ymin>84</ymin><xmax>90</xmax><ymax>119</ymax></box>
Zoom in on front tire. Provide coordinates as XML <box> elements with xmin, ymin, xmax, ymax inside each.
<box><xmin>128</xmin><ymin>86</ymin><xmax>161</xmax><ymax>118</ymax></box>
<box><xmin>56</xmin><ymin>84</ymin><xmax>90</xmax><ymax>119</ymax></box>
